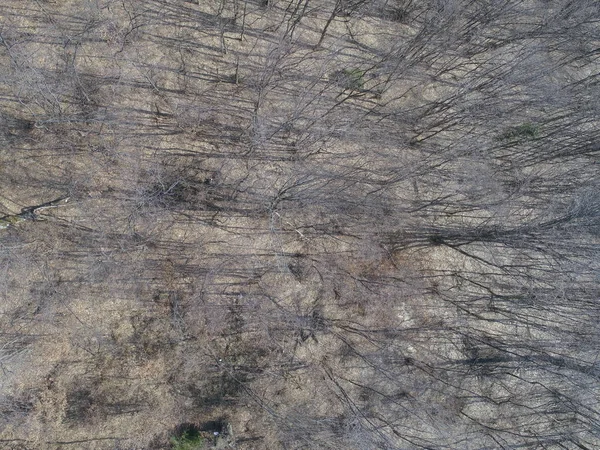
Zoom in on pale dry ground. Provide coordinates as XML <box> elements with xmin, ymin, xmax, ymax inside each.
<box><xmin>0</xmin><ymin>1</ymin><xmax>599</xmax><ymax>449</ymax></box>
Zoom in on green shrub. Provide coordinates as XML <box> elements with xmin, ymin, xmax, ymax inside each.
<box><xmin>170</xmin><ymin>429</ymin><xmax>205</xmax><ymax>450</ymax></box>
<box><xmin>497</xmin><ymin>123</ymin><xmax>539</xmax><ymax>141</ymax></box>
<box><xmin>332</xmin><ymin>68</ymin><xmax>366</xmax><ymax>90</ymax></box>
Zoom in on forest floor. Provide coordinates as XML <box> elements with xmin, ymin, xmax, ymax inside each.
<box><xmin>0</xmin><ymin>1</ymin><xmax>599</xmax><ymax>449</ymax></box>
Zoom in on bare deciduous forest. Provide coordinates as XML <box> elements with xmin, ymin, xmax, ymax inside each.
<box><xmin>0</xmin><ymin>0</ymin><xmax>599</xmax><ymax>449</ymax></box>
